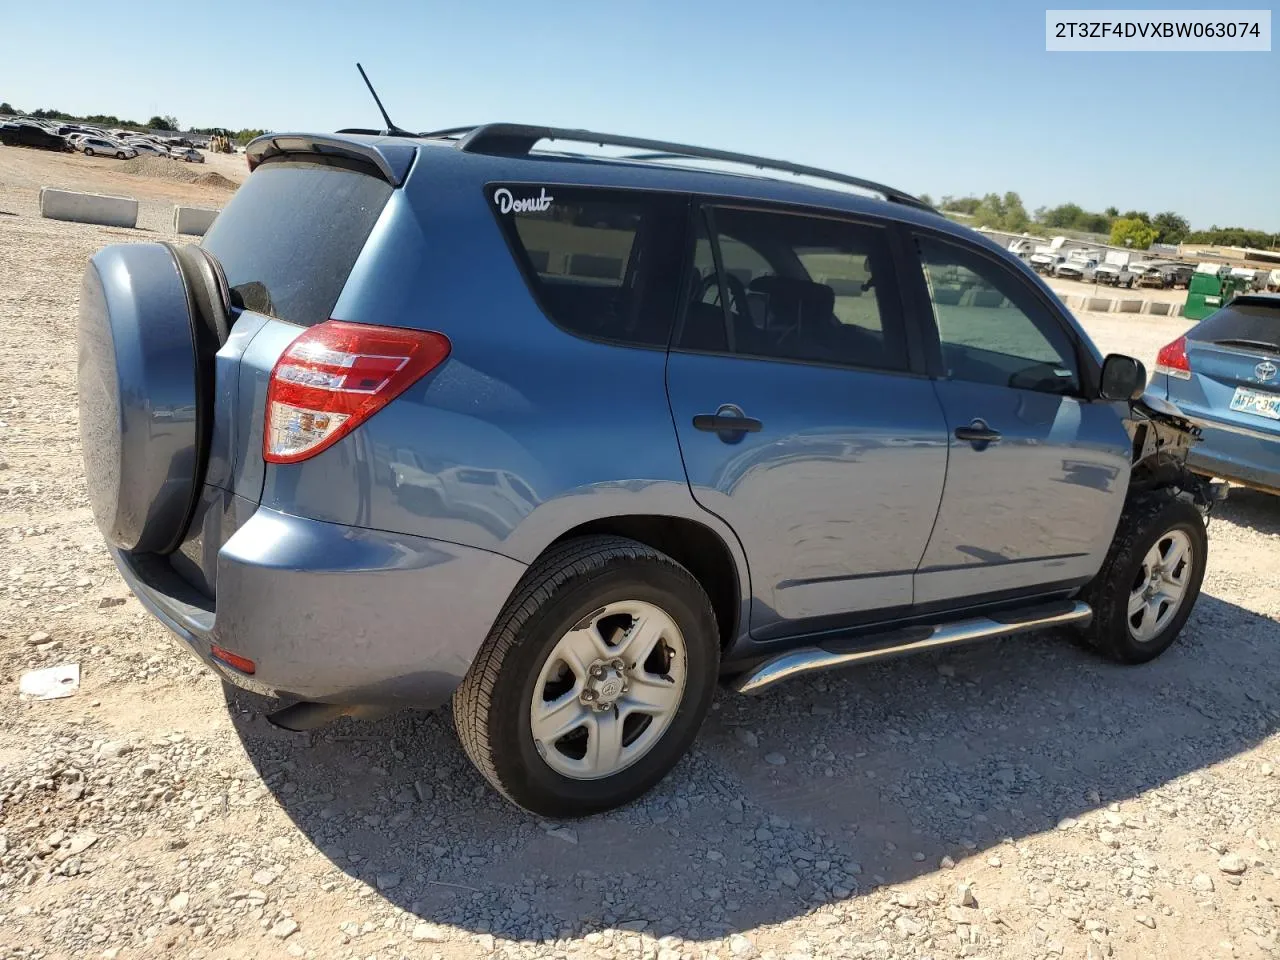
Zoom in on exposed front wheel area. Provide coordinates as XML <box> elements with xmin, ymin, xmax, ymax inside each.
<box><xmin>454</xmin><ymin>536</ymin><xmax>719</xmax><ymax>817</ymax></box>
<box><xmin>531</xmin><ymin>600</ymin><xmax>687</xmax><ymax>780</ymax></box>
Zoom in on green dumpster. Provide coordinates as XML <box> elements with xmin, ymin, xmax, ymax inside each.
<box><xmin>1184</xmin><ymin>263</ymin><xmax>1247</xmax><ymax>321</ymax></box>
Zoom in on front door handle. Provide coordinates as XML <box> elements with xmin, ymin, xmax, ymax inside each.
<box><xmin>693</xmin><ymin>404</ymin><xmax>762</xmax><ymax>444</ymax></box>
<box><xmin>955</xmin><ymin>419</ymin><xmax>1001</xmax><ymax>445</ymax></box>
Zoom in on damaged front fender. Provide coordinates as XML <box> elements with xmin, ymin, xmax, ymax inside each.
<box><xmin>1125</xmin><ymin>393</ymin><xmax>1226</xmax><ymax>509</ymax></box>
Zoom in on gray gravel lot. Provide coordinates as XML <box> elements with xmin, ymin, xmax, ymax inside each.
<box><xmin>2</xmin><ymin>181</ymin><xmax>1279</xmax><ymax>960</ymax></box>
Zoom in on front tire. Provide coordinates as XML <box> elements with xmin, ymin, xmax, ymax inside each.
<box><xmin>116</xmin><ymin>151</ymin><xmax>125</xmax><ymax>160</ymax></box>
<box><xmin>1078</xmin><ymin>492</ymin><xmax>1207</xmax><ymax>663</ymax></box>
<box><xmin>84</xmin><ymin>147</ymin><xmax>94</xmax><ymax>156</ymax></box>
<box><xmin>453</xmin><ymin>535</ymin><xmax>719</xmax><ymax>817</ymax></box>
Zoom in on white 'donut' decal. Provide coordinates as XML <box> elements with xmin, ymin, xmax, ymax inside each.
<box><xmin>493</xmin><ymin>187</ymin><xmax>554</xmax><ymax>214</ymax></box>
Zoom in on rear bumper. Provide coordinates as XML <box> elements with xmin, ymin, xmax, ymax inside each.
<box><xmin>1186</xmin><ymin>415</ymin><xmax>1280</xmax><ymax>494</ymax></box>
<box><xmin>110</xmin><ymin>506</ymin><xmax>528</xmax><ymax>706</ymax></box>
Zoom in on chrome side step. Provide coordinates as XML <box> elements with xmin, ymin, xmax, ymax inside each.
<box><xmin>733</xmin><ymin>600</ymin><xmax>1092</xmax><ymax>695</ymax></box>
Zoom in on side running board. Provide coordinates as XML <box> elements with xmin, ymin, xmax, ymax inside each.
<box><xmin>733</xmin><ymin>600</ymin><xmax>1092</xmax><ymax>695</ymax></box>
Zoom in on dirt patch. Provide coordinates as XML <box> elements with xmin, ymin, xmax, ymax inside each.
<box><xmin>117</xmin><ymin>157</ymin><xmax>238</xmax><ymax>191</ymax></box>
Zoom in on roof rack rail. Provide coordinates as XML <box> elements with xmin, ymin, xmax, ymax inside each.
<box><xmin>423</xmin><ymin>123</ymin><xmax>934</xmax><ymax>212</ymax></box>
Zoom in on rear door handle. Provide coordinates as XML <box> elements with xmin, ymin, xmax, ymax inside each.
<box><xmin>693</xmin><ymin>404</ymin><xmax>762</xmax><ymax>444</ymax></box>
<box><xmin>955</xmin><ymin>419</ymin><xmax>1001</xmax><ymax>445</ymax></box>
<box><xmin>693</xmin><ymin>414</ymin><xmax>763</xmax><ymax>433</ymax></box>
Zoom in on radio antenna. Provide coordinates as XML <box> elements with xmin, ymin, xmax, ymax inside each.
<box><xmin>356</xmin><ymin>63</ymin><xmax>412</xmax><ymax>137</ymax></box>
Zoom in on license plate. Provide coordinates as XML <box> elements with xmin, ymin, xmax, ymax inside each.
<box><xmin>1229</xmin><ymin>386</ymin><xmax>1280</xmax><ymax>421</ymax></box>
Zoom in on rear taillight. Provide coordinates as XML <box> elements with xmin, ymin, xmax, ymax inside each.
<box><xmin>264</xmin><ymin>320</ymin><xmax>450</xmax><ymax>464</ymax></box>
<box><xmin>1154</xmin><ymin>336</ymin><xmax>1191</xmax><ymax>380</ymax></box>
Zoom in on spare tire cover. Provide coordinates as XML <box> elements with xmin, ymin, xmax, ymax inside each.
<box><xmin>79</xmin><ymin>243</ymin><xmax>205</xmax><ymax>554</ymax></box>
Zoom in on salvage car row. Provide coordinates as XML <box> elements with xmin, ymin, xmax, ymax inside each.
<box><xmin>1031</xmin><ymin>251</ymin><xmax>1196</xmax><ymax>289</ymax></box>
<box><xmin>0</xmin><ymin>115</ymin><xmax>204</xmax><ymax>162</ymax></box>
<box><xmin>1032</xmin><ymin>249</ymin><xmax>1279</xmax><ymax>293</ymax></box>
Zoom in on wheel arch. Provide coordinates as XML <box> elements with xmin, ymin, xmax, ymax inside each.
<box><xmin>543</xmin><ymin>514</ymin><xmax>746</xmax><ymax>651</ymax></box>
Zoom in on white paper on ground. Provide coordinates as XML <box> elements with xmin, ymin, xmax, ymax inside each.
<box><xmin>19</xmin><ymin>663</ymin><xmax>80</xmax><ymax>699</ymax></box>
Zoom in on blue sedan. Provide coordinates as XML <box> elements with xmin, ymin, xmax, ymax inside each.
<box><xmin>1150</xmin><ymin>294</ymin><xmax>1280</xmax><ymax>495</ymax></box>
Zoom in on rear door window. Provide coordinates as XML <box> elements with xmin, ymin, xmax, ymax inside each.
<box><xmin>490</xmin><ymin>186</ymin><xmax>688</xmax><ymax>347</ymax></box>
<box><xmin>679</xmin><ymin>206</ymin><xmax>909</xmax><ymax>372</ymax></box>
<box><xmin>201</xmin><ymin>158</ymin><xmax>394</xmax><ymax>327</ymax></box>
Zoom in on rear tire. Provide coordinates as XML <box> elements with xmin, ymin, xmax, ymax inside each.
<box><xmin>84</xmin><ymin>147</ymin><xmax>94</xmax><ymax>156</ymax></box>
<box><xmin>453</xmin><ymin>535</ymin><xmax>719</xmax><ymax>817</ymax></box>
<box><xmin>1078</xmin><ymin>491</ymin><xmax>1207</xmax><ymax>664</ymax></box>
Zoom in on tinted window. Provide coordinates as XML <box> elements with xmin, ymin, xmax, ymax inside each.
<box><xmin>679</xmin><ymin>207</ymin><xmax>908</xmax><ymax>372</ymax></box>
<box><xmin>1189</xmin><ymin>300</ymin><xmax>1280</xmax><ymax>352</ymax></box>
<box><xmin>493</xmin><ymin>186</ymin><xmax>687</xmax><ymax>347</ymax></box>
<box><xmin>201</xmin><ymin>159</ymin><xmax>393</xmax><ymax>327</ymax></box>
<box><xmin>917</xmin><ymin>237</ymin><xmax>1080</xmax><ymax>394</ymax></box>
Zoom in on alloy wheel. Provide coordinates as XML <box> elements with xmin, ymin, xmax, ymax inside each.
<box><xmin>530</xmin><ymin>600</ymin><xmax>687</xmax><ymax>780</ymax></box>
<box><xmin>1127</xmin><ymin>529</ymin><xmax>1193</xmax><ymax>642</ymax></box>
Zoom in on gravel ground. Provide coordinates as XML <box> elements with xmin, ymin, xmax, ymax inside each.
<box><xmin>2</xmin><ymin>155</ymin><xmax>1279</xmax><ymax>960</ymax></box>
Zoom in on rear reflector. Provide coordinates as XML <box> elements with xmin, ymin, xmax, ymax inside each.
<box><xmin>211</xmin><ymin>645</ymin><xmax>256</xmax><ymax>675</ymax></box>
<box><xmin>264</xmin><ymin>320</ymin><xmax>451</xmax><ymax>463</ymax></box>
<box><xmin>1154</xmin><ymin>336</ymin><xmax>1191</xmax><ymax>380</ymax></box>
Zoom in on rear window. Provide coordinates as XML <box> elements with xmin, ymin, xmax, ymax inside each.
<box><xmin>490</xmin><ymin>185</ymin><xmax>687</xmax><ymax>347</ymax></box>
<box><xmin>1190</xmin><ymin>300</ymin><xmax>1280</xmax><ymax>352</ymax></box>
<box><xmin>201</xmin><ymin>159</ymin><xmax>393</xmax><ymax>327</ymax></box>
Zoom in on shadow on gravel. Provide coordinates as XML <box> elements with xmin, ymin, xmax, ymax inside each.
<box><xmin>1217</xmin><ymin>486</ymin><xmax>1280</xmax><ymax>535</ymax></box>
<box><xmin>224</xmin><ymin>516</ymin><xmax>1280</xmax><ymax>941</ymax></box>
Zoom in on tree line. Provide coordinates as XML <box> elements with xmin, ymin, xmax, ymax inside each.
<box><xmin>0</xmin><ymin>103</ymin><xmax>267</xmax><ymax>145</ymax></box>
<box><xmin>921</xmin><ymin>191</ymin><xmax>1277</xmax><ymax>251</ymax></box>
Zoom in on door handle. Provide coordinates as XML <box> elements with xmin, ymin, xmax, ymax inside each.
<box><xmin>955</xmin><ymin>419</ymin><xmax>1001</xmax><ymax>445</ymax></box>
<box><xmin>693</xmin><ymin>414</ymin><xmax>763</xmax><ymax>433</ymax></box>
<box><xmin>693</xmin><ymin>404</ymin><xmax>762</xmax><ymax>444</ymax></box>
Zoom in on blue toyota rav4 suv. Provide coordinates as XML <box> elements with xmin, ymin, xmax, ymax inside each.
<box><xmin>78</xmin><ymin>124</ymin><xmax>1215</xmax><ymax>816</ymax></box>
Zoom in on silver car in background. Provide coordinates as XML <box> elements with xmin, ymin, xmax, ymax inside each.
<box><xmin>126</xmin><ymin>140</ymin><xmax>169</xmax><ymax>158</ymax></box>
<box><xmin>75</xmin><ymin>137</ymin><xmax>136</xmax><ymax>160</ymax></box>
<box><xmin>1092</xmin><ymin>263</ymin><xmax>1137</xmax><ymax>288</ymax></box>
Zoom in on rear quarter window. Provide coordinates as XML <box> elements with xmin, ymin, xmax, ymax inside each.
<box><xmin>489</xmin><ymin>185</ymin><xmax>687</xmax><ymax>347</ymax></box>
<box><xmin>201</xmin><ymin>158</ymin><xmax>393</xmax><ymax>327</ymax></box>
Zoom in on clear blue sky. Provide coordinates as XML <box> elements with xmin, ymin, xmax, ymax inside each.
<box><xmin>5</xmin><ymin>0</ymin><xmax>1277</xmax><ymax>230</ymax></box>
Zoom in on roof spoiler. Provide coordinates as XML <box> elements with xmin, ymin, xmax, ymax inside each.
<box><xmin>421</xmin><ymin>123</ymin><xmax>934</xmax><ymax>213</ymax></box>
<box><xmin>245</xmin><ymin>133</ymin><xmax>416</xmax><ymax>186</ymax></box>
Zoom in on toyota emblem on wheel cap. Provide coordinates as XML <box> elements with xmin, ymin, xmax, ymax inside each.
<box><xmin>1256</xmin><ymin>361</ymin><xmax>1278</xmax><ymax>382</ymax></box>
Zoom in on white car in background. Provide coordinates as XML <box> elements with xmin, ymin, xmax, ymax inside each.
<box><xmin>1029</xmin><ymin>252</ymin><xmax>1065</xmax><ymax>275</ymax></box>
<box><xmin>1054</xmin><ymin>258</ymin><xmax>1099</xmax><ymax>281</ymax></box>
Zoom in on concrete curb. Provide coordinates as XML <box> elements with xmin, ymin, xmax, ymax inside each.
<box><xmin>1059</xmin><ymin>292</ymin><xmax>1184</xmax><ymax>318</ymax></box>
<box><xmin>173</xmin><ymin>206</ymin><xmax>220</xmax><ymax>237</ymax></box>
<box><xmin>39</xmin><ymin>188</ymin><xmax>138</xmax><ymax>228</ymax></box>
